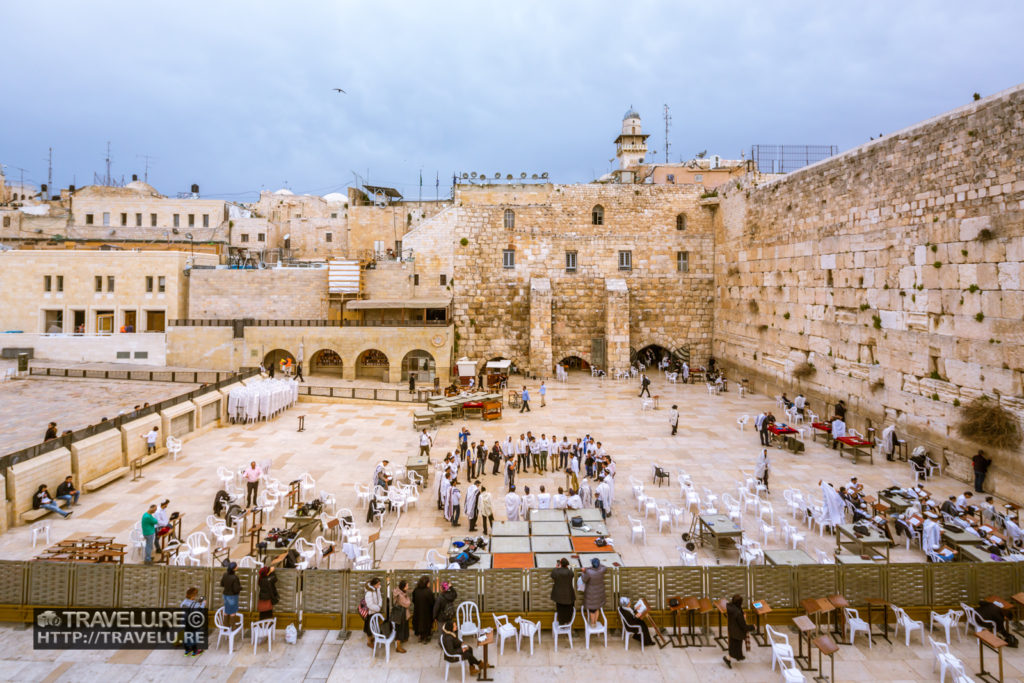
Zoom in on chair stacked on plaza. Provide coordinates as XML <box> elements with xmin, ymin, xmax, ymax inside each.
<box><xmin>227</xmin><ymin>379</ymin><xmax>298</xmax><ymax>423</ymax></box>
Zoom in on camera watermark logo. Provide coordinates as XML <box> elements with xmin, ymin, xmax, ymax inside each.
<box><xmin>33</xmin><ymin>608</ymin><xmax>207</xmax><ymax>650</ymax></box>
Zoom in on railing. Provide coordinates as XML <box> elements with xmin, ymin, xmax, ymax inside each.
<box><xmin>0</xmin><ymin>368</ymin><xmax>258</xmax><ymax>473</ymax></box>
<box><xmin>29</xmin><ymin>367</ymin><xmax>237</xmax><ymax>384</ymax></box>
<box><xmin>169</xmin><ymin>318</ymin><xmax>452</xmax><ymax>328</ymax></box>
<box><xmin>298</xmin><ymin>385</ymin><xmax>431</xmax><ymax>403</ymax></box>
<box><xmin>0</xmin><ymin>562</ymin><xmax>1017</xmax><ymax>631</ymax></box>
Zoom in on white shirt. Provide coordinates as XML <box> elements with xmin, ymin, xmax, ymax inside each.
<box><xmin>243</xmin><ymin>466</ymin><xmax>262</xmax><ymax>483</ymax></box>
<box><xmin>515</xmin><ymin>439</ymin><xmax>526</xmax><ymax>455</ymax></box>
<box><xmin>566</xmin><ymin>494</ymin><xmax>582</xmax><ymax>509</ymax></box>
<box><xmin>539</xmin><ymin>438</ymin><xmax>550</xmax><ymax>452</ymax></box>
<box><xmin>552</xmin><ymin>493</ymin><xmax>567</xmax><ymax>509</ymax></box>
<box><xmin>420</xmin><ymin>433</ymin><xmax>431</xmax><ymax>446</ymax></box>
<box><xmin>505</xmin><ymin>492</ymin><xmax>521</xmax><ymax>521</ymax></box>
<box><xmin>155</xmin><ymin>508</ymin><xmax>169</xmax><ymax>526</ymax></box>
<box><xmin>794</xmin><ymin>395</ymin><xmax>806</xmax><ymax>410</ymax></box>
<box><xmin>537</xmin><ymin>493</ymin><xmax>551</xmax><ymax>509</ymax></box>
<box><xmin>755</xmin><ymin>413</ymin><xmax>766</xmax><ymax>429</ymax></box>
<box><xmin>528</xmin><ymin>440</ymin><xmax>540</xmax><ymax>455</ymax></box>
<box><xmin>145</xmin><ymin>431</ymin><xmax>158</xmax><ymax>445</ymax></box>
<box><xmin>831</xmin><ymin>419</ymin><xmax>847</xmax><ymax>439</ymax></box>
<box><xmin>669</xmin><ymin>409</ymin><xmax>679</xmax><ymax>425</ymax></box>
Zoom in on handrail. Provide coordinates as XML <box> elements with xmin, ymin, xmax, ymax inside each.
<box><xmin>168</xmin><ymin>318</ymin><xmax>452</xmax><ymax>328</ymax></box>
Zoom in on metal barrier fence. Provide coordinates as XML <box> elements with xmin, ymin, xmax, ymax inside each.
<box><xmin>29</xmin><ymin>367</ymin><xmax>237</xmax><ymax>384</ymax></box>
<box><xmin>0</xmin><ymin>560</ymin><xmax>1018</xmax><ymax>630</ymax></box>
<box><xmin>0</xmin><ymin>369</ymin><xmax>259</xmax><ymax>474</ymax></box>
<box><xmin>168</xmin><ymin>319</ymin><xmax>453</xmax><ymax>328</ymax></box>
<box><xmin>298</xmin><ymin>385</ymin><xmax>430</xmax><ymax>403</ymax></box>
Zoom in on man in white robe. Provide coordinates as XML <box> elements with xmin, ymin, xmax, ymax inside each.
<box><xmin>448</xmin><ymin>485</ymin><xmax>461</xmax><ymax>527</ymax></box>
<box><xmin>505</xmin><ymin>487</ymin><xmax>522</xmax><ymax>521</ymax></box>
<box><xmin>552</xmin><ymin>488</ymin><xmax>567</xmax><ymax>509</ymax></box>
<box><xmin>881</xmin><ymin>424</ymin><xmax>897</xmax><ymax>461</ymax></box>
<box><xmin>830</xmin><ymin>417</ymin><xmax>846</xmax><ymax>450</ymax></box>
<box><xmin>579</xmin><ymin>480</ymin><xmax>593</xmax><ymax>508</ymax></box>
<box><xmin>595</xmin><ymin>478</ymin><xmax>612</xmax><ymax>517</ymax></box>
<box><xmin>537</xmin><ymin>486</ymin><xmax>551</xmax><ymax>509</ymax></box>
<box><xmin>520</xmin><ymin>486</ymin><xmax>537</xmax><ymax>518</ymax></box>
<box><xmin>465</xmin><ymin>481</ymin><xmax>480</xmax><ymax>531</ymax></box>
<box><xmin>819</xmin><ymin>481</ymin><xmax>845</xmax><ymax>530</ymax></box>
<box><xmin>441</xmin><ymin>476</ymin><xmax>453</xmax><ymax>521</ymax></box>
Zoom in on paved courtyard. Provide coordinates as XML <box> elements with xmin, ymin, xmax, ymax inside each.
<box><xmin>0</xmin><ymin>372</ymin><xmax>996</xmax><ymax>568</ymax></box>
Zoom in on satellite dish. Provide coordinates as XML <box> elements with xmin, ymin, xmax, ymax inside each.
<box><xmin>541</xmin><ymin>172</ymin><xmax>549</xmax><ymax>179</ymax></box>
<box><xmin>463</xmin><ymin>173</ymin><xmax>469</xmax><ymax>179</ymax></box>
<box><xmin>494</xmin><ymin>172</ymin><xmax>500</xmax><ymax>179</ymax></box>
<box><xmin>470</xmin><ymin>172</ymin><xmax>477</xmax><ymax>179</ymax></box>
<box><xmin>520</xmin><ymin>172</ymin><xmax>527</xmax><ymax>179</ymax></box>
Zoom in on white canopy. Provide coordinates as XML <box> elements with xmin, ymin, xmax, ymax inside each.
<box><xmin>486</xmin><ymin>360</ymin><xmax>511</xmax><ymax>370</ymax></box>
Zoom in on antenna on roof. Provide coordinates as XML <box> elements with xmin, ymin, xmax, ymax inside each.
<box><xmin>663</xmin><ymin>104</ymin><xmax>672</xmax><ymax>164</ymax></box>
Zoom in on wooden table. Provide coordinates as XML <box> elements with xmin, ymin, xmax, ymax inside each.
<box><xmin>1011</xmin><ymin>593</ymin><xmax>1024</xmax><ymax>634</ymax></box>
<box><xmin>765</xmin><ymin>549</ymin><xmax>815</xmax><ymax>566</ymax></box>
<box><xmin>792</xmin><ymin>615</ymin><xmax>816</xmax><ymax>671</ymax></box>
<box><xmin>836</xmin><ymin>523</ymin><xmax>892</xmax><ymax>562</ymax></box>
<box><xmin>476</xmin><ymin>630</ymin><xmax>495</xmax><ymax>681</ymax></box>
<box><xmin>837</xmin><ymin>436</ymin><xmax>875</xmax><ymax>464</ymax></box>
<box><xmin>712</xmin><ymin>598</ymin><xmax>729</xmax><ymax>651</ymax></box>
<box><xmin>813</xmin><ymin>634</ymin><xmax>839</xmax><ymax>682</ymax></box>
<box><xmin>698</xmin><ymin>514</ymin><xmax>743</xmax><ymax>558</ymax></box>
<box><xmin>976</xmin><ymin>628</ymin><xmax>1007</xmax><ymax>683</ymax></box>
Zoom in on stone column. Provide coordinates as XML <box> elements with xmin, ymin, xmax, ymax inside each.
<box><xmin>529</xmin><ymin>277</ymin><xmax>553</xmax><ymax>378</ymax></box>
<box><xmin>605</xmin><ymin>278</ymin><xmax>630</xmax><ymax>374</ymax></box>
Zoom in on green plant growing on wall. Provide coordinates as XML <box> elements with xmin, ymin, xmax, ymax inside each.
<box><xmin>929</xmin><ymin>370</ymin><xmax>943</xmax><ymax>381</ymax></box>
<box><xmin>883</xmin><ymin>283</ymin><xmax>889</xmax><ymax>290</ymax></box>
<box><xmin>900</xmin><ymin>291</ymin><xmax>907</xmax><ymax>297</ymax></box>
<box><xmin>968</xmin><ymin>284</ymin><xmax>979</xmax><ymax>293</ymax></box>
<box><xmin>792</xmin><ymin>362</ymin><xmax>815</xmax><ymax>380</ymax></box>
<box><xmin>975</xmin><ymin>312</ymin><xmax>985</xmax><ymax>322</ymax></box>
<box><xmin>459</xmin><ymin>237</ymin><xmax>469</xmax><ymax>246</ymax></box>
<box><xmin>957</xmin><ymin>396</ymin><xmax>1022</xmax><ymax>450</ymax></box>
<box><xmin>933</xmin><ymin>216</ymin><xmax>940</xmax><ymax>222</ymax></box>
<box><xmin>931</xmin><ymin>393</ymin><xmax>940</xmax><ymax>401</ymax></box>
<box><xmin>978</xmin><ymin>228</ymin><xmax>995</xmax><ymax>241</ymax></box>
<box><xmin>967</xmin><ymin>129</ymin><xmax>978</xmax><ymax>137</ymax></box>
<box><xmin>953</xmin><ymin>398</ymin><xmax>961</xmax><ymax>407</ymax></box>
<box><xmin>859</xmin><ymin>303</ymin><xmax>870</xmax><ymax>311</ymax></box>
<box><xmin>933</xmin><ymin>261</ymin><xmax>942</xmax><ymax>268</ymax></box>
<box><xmin>870</xmin><ymin>379</ymin><xmax>885</xmax><ymax>391</ymax></box>
<box><xmin>700</xmin><ymin>189</ymin><xmax>718</xmax><ymax>199</ymax></box>
<box><xmin>758</xmin><ymin>324</ymin><xmax>769</xmax><ymax>333</ymax></box>
<box><xmin>748</xmin><ymin>300</ymin><xmax>759</xmax><ymax>313</ymax></box>
<box><xmin>931</xmin><ymin>244</ymin><xmax>938</xmax><ymax>252</ymax></box>
<box><xmin>872</xmin><ymin>315</ymin><xmax>882</xmax><ymax>329</ymax></box>
<box><xmin>961</xmin><ymin>249</ymin><xmax>969</xmax><ymax>256</ymax></box>
<box><xmin>783</xmin><ymin>312</ymin><xmax>790</xmax><ymax>319</ymax></box>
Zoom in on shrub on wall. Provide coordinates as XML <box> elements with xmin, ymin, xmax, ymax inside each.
<box><xmin>792</xmin><ymin>362</ymin><xmax>816</xmax><ymax>380</ymax></box>
<box><xmin>957</xmin><ymin>397</ymin><xmax>1022</xmax><ymax>451</ymax></box>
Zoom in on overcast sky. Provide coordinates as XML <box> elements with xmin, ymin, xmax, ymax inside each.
<box><xmin>2</xmin><ymin>1</ymin><xmax>1022</xmax><ymax>201</ymax></box>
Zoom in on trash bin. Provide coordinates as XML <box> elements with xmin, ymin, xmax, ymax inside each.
<box><xmin>17</xmin><ymin>352</ymin><xmax>28</xmax><ymax>373</ymax></box>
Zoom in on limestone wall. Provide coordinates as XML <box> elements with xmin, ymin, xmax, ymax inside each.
<box><xmin>121</xmin><ymin>414</ymin><xmax>163</xmax><ymax>461</ymax></box>
<box><xmin>451</xmin><ymin>183</ymin><xmax>715</xmax><ymax>374</ymax></box>
<box><xmin>70</xmin><ymin>430</ymin><xmax>125</xmax><ymax>486</ymax></box>
<box><xmin>187</xmin><ymin>268</ymin><xmax>328</xmax><ymax>319</ymax></box>
<box><xmin>6</xmin><ymin>448</ymin><xmax>72</xmax><ymax>523</ymax></box>
<box><xmin>713</xmin><ymin>83</ymin><xmax>1024</xmax><ymax>500</ymax></box>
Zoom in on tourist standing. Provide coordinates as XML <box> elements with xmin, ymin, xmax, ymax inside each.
<box><xmin>520</xmin><ymin>386</ymin><xmax>531</xmax><ymax>412</ymax></box>
<box><xmin>973</xmin><ymin>450</ymin><xmax>992</xmax><ymax>493</ymax></box>
<box><xmin>539</xmin><ymin>381</ymin><xmax>547</xmax><ymax>407</ymax></box>
<box><xmin>419</xmin><ymin>429</ymin><xmax>433</xmax><ymax>456</ymax></box>
<box><xmin>669</xmin><ymin>404</ymin><xmax>679</xmax><ymax>435</ymax></box>
<box><xmin>638</xmin><ymin>373</ymin><xmax>651</xmax><ymax>398</ymax></box>
<box><xmin>257</xmin><ymin>566</ymin><xmax>279</xmax><ymax>619</ymax></box>
<box><xmin>142</xmin><ymin>426</ymin><xmax>159</xmax><ymax>454</ymax></box>
<box><xmin>755</xmin><ymin>448</ymin><xmax>770</xmax><ymax>494</ymax></box>
<box><xmin>243</xmin><ymin>461</ymin><xmax>262</xmax><ymax>507</ymax></box>
<box><xmin>391</xmin><ymin>580</ymin><xmax>411</xmax><ymax>653</ymax></box>
<box><xmin>412</xmin><ymin>575</ymin><xmax>435</xmax><ymax>643</ymax></box>
<box><xmin>361</xmin><ymin>577</ymin><xmax>383</xmax><ymax>647</ymax></box>
<box><xmin>180</xmin><ymin>588</ymin><xmax>206</xmax><ymax>657</ymax></box>
<box><xmin>221</xmin><ymin>562</ymin><xmax>241</xmax><ymax>625</ymax></box>
<box><xmin>550</xmin><ymin>557</ymin><xmax>576</xmax><ymax>626</ymax></box>
<box><xmin>295</xmin><ymin>362</ymin><xmax>304</xmax><ymax>383</ymax></box>
<box><xmin>465</xmin><ymin>480</ymin><xmax>481</xmax><ymax>531</ymax></box>
<box><xmin>141</xmin><ymin>504</ymin><xmax>158</xmax><ymax>563</ymax></box>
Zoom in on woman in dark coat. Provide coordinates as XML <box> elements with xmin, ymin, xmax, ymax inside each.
<box><xmin>411</xmin><ymin>575</ymin><xmax>435</xmax><ymax>643</ymax></box>
<box><xmin>550</xmin><ymin>558</ymin><xmax>576</xmax><ymax>625</ymax></box>
<box><xmin>723</xmin><ymin>594</ymin><xmax>753</xmax><ymax>668</ymax></box>
<box><xmin>432</xmin><ymin>582</ymin><xmax>458</xmax><ymax>630</ymax></box>
<box><xmin>581</xmin><ymin>558</ymin><xmax>606</xmax><ymax>626</ymax></box>
<box><xmin>257</xmin><ymin>566</ymin><xmax>279</xmax><ymax>620</ymax></box>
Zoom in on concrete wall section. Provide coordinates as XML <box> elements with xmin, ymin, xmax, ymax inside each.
<box><xmin>188</xmin><ymin>268</ymin><xmax>328</xmax><ymax>319</ymax></box>
<box><xmin>121</xmin><ymin>414</ymin><xmax>163</xmax><ymax>461</ymax></box>
<box><xmin>69</xmin><ymin>430</ymin><xmax>125</xmax><ymax>486</ymax></box>
<box><xmin>1</xmin><ymin>332</ymin><xmax>167</xmax><ymax>365</ymax></box>
<box><xmin>6</xmin><ymin>448</ymin><xmax>72</xmax><ymax>523</ymax></box>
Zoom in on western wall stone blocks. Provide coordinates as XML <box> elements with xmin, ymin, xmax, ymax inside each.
<box><xmin>7</xmin><ymin>449</ymin><xmax>71</xmax><ymax>524</ymax></box>
<box><xmin>70</xmin><ymin>430</ymin><xmax>125</xmax><ymax>487</ymax></box>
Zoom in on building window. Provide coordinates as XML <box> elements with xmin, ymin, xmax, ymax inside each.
<box><xmin>150</xmin><ymin>213</ymin><xmax>157</xmax><ymax>227</ymax></box>
<box><xmin>325</xmin><ymin>232</ymin><xmax>333</xmax><ymax>243</ymax></box>
<box><xmin>173</xmin><ymin>214</ymin><xmax>180</xmax><ymax>228</ymax></box>
<box><xmin>666</xmin><ymin>174</ymin><xmax>675</xmax><ymax>183</ymax></box>
<box><xmin>188</xmin><ymin>214</ymin><xmax>195</xmax><ymax>227</ymax></box>
<box><xmin>44</xmin><ymin>275</ymin><xmax>52</xmax><ymax>292</ymax></box>
<box><xmin>502</xmin><ymin>249</ymin><xmax>515</xmax><ymax>269</ymax></box>
<box><xmin>439</xmin><ymin>274</ymin><xmax>447</xmax><ymax>286</ymax></box>
<box><xmin>202</xmin><ymin>214</ymin><xmax>209</xmax><ymax>228</ymax></box>
<box><xmin>503</xmin><ymin>209</ymin><xmax>515</xmax><ymax>229</ymax></box>
<box><xmin>135</xmin><ymin>213</ymin><xmax>142</xmax><ymax>227</ymax></box>
<box><xmin>240</xmin><ymin>234</ymin><xmax>249</xmax><ymax>242</ymax></box>
<box><xmin>145</xmin><ymin>276</ymin><xmax>154</xmax><ymax>292</ymax></box>
<box><xmin>565</xmin><ymin>251</ymin><xmax>577</xmax><ymax>272</ymax></box>
<box><xmin>85</xmin><ymin>213</ymin><xmax>94</xmax><ymax>225</ymax></box>
<box><xmin>158</xmin><ymin>276</ymin><xmax>166</xmax><ymax>293</ymax></box>
<box><xmin>677</xmin><ymin>251</ymin><xmax>690</xmax><ymax>273</ymax></box>
<box><xmin>618</xmin><ymin>250</ymin><xmax>632</xmax><ymax>271</ymax></box>
<box><xmin>56</xmin><ymin>275</ymin><xmax>63</xmax><ymax>292</ymax></box>
<box><xmin>676</xmin><ymin>213</ymin><xmax>687</xmax><ymax>231</ymax></box>
<box><xmin>331</xmin><ymin>212</ymin><xmax>338</xmax><ymax>219</ymax></box>
<box><xmin>257</xmin><ymin>233</ymin><xmax>265</xmax><ymax>242</ymax></box>
<box><xmin>120</xmin><ymin>213</ymin><xmax>128</xmax><ymax>226</ymax></box>
<box><xmin>694</xmin><ymin>174</ymin><xmax>703</xmax><ymax>182</ymax></box>
<box><xmin>591</xmin><ymin>205</ymin><xmax>604</xmax><ymax>225</ymax></box>
<box><xmin>2</xmin><ymin>216</ymin><xmax>9</xmax><ymax>227</ymax></box>
<box><xmin>95</xmin><ymin>275</ymin><xmax>103</xmax><ymax>292</ymax></box>
<box><xmin>107</xmin><ymin>276</ymin><xmax>115</xmax><ymax>292</ymax></box>
<box><xmin>102</xmin><ymin>212</ymin><xmax>110</xmax><ymax>226</ymax></box>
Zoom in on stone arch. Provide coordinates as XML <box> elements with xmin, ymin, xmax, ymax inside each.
<box><xmin>401</xmin><ymin>349</ymin><xmax>436</xmax><ymax>382</ymax></box>
<box><xmin>309</xmin><ymin>348</ymin><xmax>344</xmax><ymax>377</ymax></box>
<box><xmin>354</xmin><ymin>348</ymin><xmax>390</xmax><ymax>382</ymax></box>
<box><xmin>591</xmin><ymin>204</ymin><xmax>604</xmax><ymax>225</ymax></box>
<box><xmin>263</xmin><ymin>348</ymin><xmax>295</xmax><ymax>372</ymax></box>
<box><xmin>503</xmin><ymin>208</ymin><xmax>515</xmax><ymax>229</ymax></box>
<box><xmin>676</xmin><ymin>212</ymin><xmax>687</xmax><ymax>231</ymax></box>
<box><xmin>557</xmin><ymin>355</ymin><xmax>591</xmax><ymax>372</ymax></box>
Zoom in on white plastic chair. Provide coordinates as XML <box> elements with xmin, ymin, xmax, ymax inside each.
<box><xmin>552</xmin><ymin>608</ymin><xmax>575</xmax><ymax>650</ymax></box>
<box><xmin>759</xmin><ymin>519</ymin><xmax>776</xmax><ymax>546</ymax></box>
<box><xmin>669</xmin><ymin>503</ymin><xmax>686</xmax><ymax>530</ymax></box>
<box><xmin>844</xmin><ymin>607</ymin><xmax>871</xmax><ymax>648</ymax></box>
<box><xmin>619</xmin><ymin>606</ymin><xmax>645</xmax><ymax>652</ymax></box>
<box><xmin>961</xmin><ymin>603</ymin><xmax>997</xmax><ymax>634</ymax></box>
<box><xmin>214</xmin><ymin>607</ymin><xmax>244</xmax><ymax>654</ymax></box>
<box><xmin>128</xmin><ymin>527</ymin><xmax>146</xmax><ymax>559</ymax></box>
<box><xmin>739</xmin><ymin>539</ymin><xmax>764</xmax><ymax>566</ymax></box>
<box><xmin>166</xmin><ymin>436</ymin><xmax>182</xmax><ymax>461</ymax></box>
<box><xmin>722</xmin><ymin>493</ymin><xmax>742</xmax><ymax>522</ymax></box>
<box><xmin>892</xmin><ymin>605</ymin><xmax>924</xmax><ymax>646</ymax></box>
<box><xmin>251</xmin><ymin>617</ymin><xmax>276</xmax><ymax>653</ymax></box>
<box><xmin>515</xmin><ymin>616</ymin><xmax>541</xmax><ymax>655</ymax></box>
<box><xmin>493</xmin><ymin>615</ymin><xmax>519</xmax><ymax>657</ymax></box>
<box><xmin>928</xmin><ymin>609</ymin><xmax>963</xmax><ymax>645</ymax></box>
<box><xmin>930</xmin><ymin>637</ymin><xmax>958</xmax><ymax>683</ymax></box>
<box><xmin>31</xmin><ymin>522</ymin><xmax>51</xmax><ymax>548</ymax></box>
<box><xmin>678</xmin><ymin>546</ymin><xmax>697</xmax><ymax>566</ymax></box>
<box><xmin>186</xmin><ymin>532</ymin><xmax>211</xmax><ymax>565</ymax></box>
<box><xmin>238</xmin><ymin>555</ymin><xmax>263</xmax><ymax>569</ymax></box>
<box><xmin>456</xmin><ymin>601</ymin><xmax>481</xmax><ymax>639</ymax></box>
<box><xmin>293</xmin><ymin>537</ymin><xmax>316</xmax><ymax>569</ymax></box>
<box><xmin>766</xmin><ymin>624</ymin><xmax>796</xmax><ymax>672</ymax></box>
<box><xmin>627</xmin><ymin>515</ymin><xmax>647</xmax><ymax>544</ymax></box>
<box><xmin>427</xmin><ymin>549</ymin><xmax>448</xmax><ymax>570</ymax></box>
<box><xmin>783</xmin><ymin>520</ymin><xmax>806</xmax><ymax>550</ymax></box>
<box><xmin>217</xmin><ymin>466</ymin><xmax>235</xmax><ymax>488</ymax></box>
<box><xmin>370</xmin><ymin>613</ymin><xmax>396</xmax><ymax>662</ymax></box>
<box><xmin>402</xmin><ymin>484</ymin><xmax>420</xmax><ymax>509</ymax></box>
<box><xmin>815</xmin><ymin>549</ymin><xmax>834</xmax><ymax>564</ymax></box>
<box><xmin>581</xmin><ymin>606</ymin><xmax>608</xmax><ymax>648</ymax></box>
<box><xmin>354</xmin><ymin>483</ymin><xmax>371</xmax><ymax>508</ymax></box>
<box><xmin>737</xmin><ymin>415</ymin><xmax>749</xmax><ymax>431</ymax></box>
<box><xmin>407</xmin><ymin>470</ymin><xmax>424</xmax><ymax>488</ymax></box>
<box><xmin>299</xmin><ymin>472</ymin><xmax>316</xmax><ymax>502</ymax></box>
<box><xmin>656</xmin><ymin>504</ymin><xmax>672</xmax><ymax>533</ymax></box>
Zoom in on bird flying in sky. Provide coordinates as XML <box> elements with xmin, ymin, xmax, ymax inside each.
<box><xmin>332</xmin><ymin>88</ymin><xmax>346</xmax><ymax>94</ymax></box>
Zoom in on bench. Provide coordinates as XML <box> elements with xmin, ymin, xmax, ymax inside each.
<box><xmin>83</xmin><ymin>466</ymin><xmax>131</xmax><ymax>492</ymax></box>
<box><xmin>21</xmin><ymin>498</ymin><xmax>68</xmax><ymax>523</ymax></box>
<box><xmin>413</xmin><ymin>412</ymin><xmax>435</xmax><ymax>430</ymax></box>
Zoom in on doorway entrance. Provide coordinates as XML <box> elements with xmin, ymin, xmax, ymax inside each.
<box><xmin>123</xmin><ymin>310</ymin><xmax>137</xmax><ymax>332</ymax></box>
<box><xmin>146</xmin><ymin>310</ymin><xmax>165</xmax><ymax>332</ymax></box>
<box><xmin>96</xmin><ymin>311</ymin><xmax>114</xmax><ymax>333</ymax></box>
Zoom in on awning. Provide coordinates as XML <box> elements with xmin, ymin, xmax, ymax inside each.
<box><xmin>486</xmin><ymin>360</ymin><xmax>511</xmax><ymax>370</ymax></box>
<box><xmin>346</xmin><ymin>298</ymin><xmax>450</xmax><ymax>310</ymax></box>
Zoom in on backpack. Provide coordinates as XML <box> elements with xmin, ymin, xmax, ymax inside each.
<box><xmin>358</xmin><ymin>598</ymin><xmax>369</xmax><ymax>618</ymax></box>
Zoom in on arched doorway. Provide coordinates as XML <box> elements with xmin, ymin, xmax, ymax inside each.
<box><xmin>356</xmin><ymin>349</ymin><xmax>390</xmax><ymax>381</ymax></box>
<box><xmin>633</xmin><ymin>344</ymin><xmax>672</xmax><ymax>369</ymax></box>
<box><xmin>263</xmin><ymin>349</ymin><xmax>295</xmax><ymax>374</ymax></box>
<box><xmin>401</xmin><ymin>349</ymin><xmax>436</xmax><ymax>382</ymax></box>
<box><xmin>558</xmin><ymin>356</ymin><xmax>591</xmax><ymax>372</ymax></box>
<box><xmin>310</xmin><ymin>349</ymin><xmax>343</xmax><ymax>377</ymax></box>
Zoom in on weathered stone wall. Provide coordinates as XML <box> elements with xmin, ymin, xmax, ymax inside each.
<box><xmin>188</xmin><ymin>268</ymin><xmax>328</xmax><ymax>319</ymax></box>
<box><xmin>713</xmin><ymin>83</ymin><xmax>1024</xmax><ymax>500</ymax></box>
<box><xmin>451</xmin><ymin>183</ymin><xmax>714</xmax><ymax>375</ymax></box>
<box><xmin>347</xmin><ymin>198</ymin><xmax>451</xmax><ymax>259</ymax></box>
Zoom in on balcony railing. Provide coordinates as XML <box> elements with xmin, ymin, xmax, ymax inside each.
<box><xmin>169</xmin><ymin>318</ymin><xmax>451</xmax><ymax>328</ymax></box>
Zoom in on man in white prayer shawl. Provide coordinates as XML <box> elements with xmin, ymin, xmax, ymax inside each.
<box><xmin>579</xmin><ymin>479</ymin><xmax>594</xmax><ymax>508</ymax></box>
<box><xmin>881</xmin><ymin>424</ymin><xmax>898</xmax><ymax>461</ymax></box>
<box><xmin>595</xmin><ymin>477</ymin><xmax>612</xmax><ymax>517</ymax></box>
<box><xmin>566</xmin><ymin>490</ymin><xmax>583</xmax><ymax>509</ymax></box>
<box><xmin>830</xmin><ymin>417</ymin><xmax>846</xmax><ymax>450</ymax></box>
<box><xmin>505</xmin><ymin>485</ymin><xmax>522</xmax><ymax>521</ymax></box>
<box><xmin>819</xmin><ymin>480</ymin><xmax>845</xmax><ymax>530</ymax></box>
<box><xmin>520</xmin><ymin>485</ymin><xmax>537</xmax><ymax>518</ymax></box>
<box><xmin>552</xmin><ymin>487</ymin><xmax>567</xmax><ymax>510</ymax></box>
<box><xmin>441</xmin><ymin>475</ymin><xmax>453</xmax><ymax>521</ymax></box>
<box><xmin>465</xmin><ymin>481</ymin><xmax>480</xmax><ymax>531</ymax></box>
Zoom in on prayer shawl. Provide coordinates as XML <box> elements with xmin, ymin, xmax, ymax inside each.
<box><xmin>502</xmin><ymin>438</ymin><xmax>513</xmax><ymax>458</ymax></box>
<box><xmin>820</xmin><ymin>482</ymin><xmax>846</xmax><ymax>527</ymax></box>
<box><xmin>505</xmin><ymin>492</ymin><xmax>522</xmax><ymax>521</ymax></box>
<box><xmin>595</xmin><ymin>481</ymin><xmax>611</xmax><ymax>513</ymax></box>
<box><xmin>537</xmin><ymin>493</ymin><xmax>551</xmax><ymax>509</ymax></box>
<box><xmin>922</xmin><ymin>519</ymin><xmax>941</xmax><ymax>553</ymax></box>
<box><xmin>755</xmin><ymin>451</ymin><xmax>769</xmax><ymax>480</ymax></box>
<box><xmin>580</xmin><ymin>480</ymin><xmax>593</xmax><ymax>507</ymax></box>
<box><xmin>831</xmin><ymin>419</ymin><xmax>847</xmax><ymax>440</ymax></box>
<box><xmin>465</xmin><ymin>484</ymin><xmax>479</xmax><ymax>518</ymax></box>
<box><xmin>552</xmin><ymin>493</ymin><xmax>567</xmax><ymax>509</ymax></box>
<box><xmin>446</xmin><ymin>487</ymin><xmax>460</xmax><ymax>521</ymax></box>
<box><xmin>682</xmin><ymin>363</ymin><xmax>690</xmax><ymax>380</ymax></box>
<box><xmin>479</xmin><ymin>491</ymin><xmax>493</xmax><ymax>518</ymax></box>
<box><xmin>440</xmin><ymin>477</ymin><xmax>452</xmax><ymax>518</ymax></box>
<box><xmin>521</xmin><ymin>493</ymin><xmax>537</xmax><ymax>517</ymax></box>
<box><xmin>881</xmin><ymin>425</ymin><xmax>897</xmax><ymax>457</ymax></box>
<box><xmin>566</xmin><ymin>494</ymin><xmax>583</xmax><ymax>509</ymax></box>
